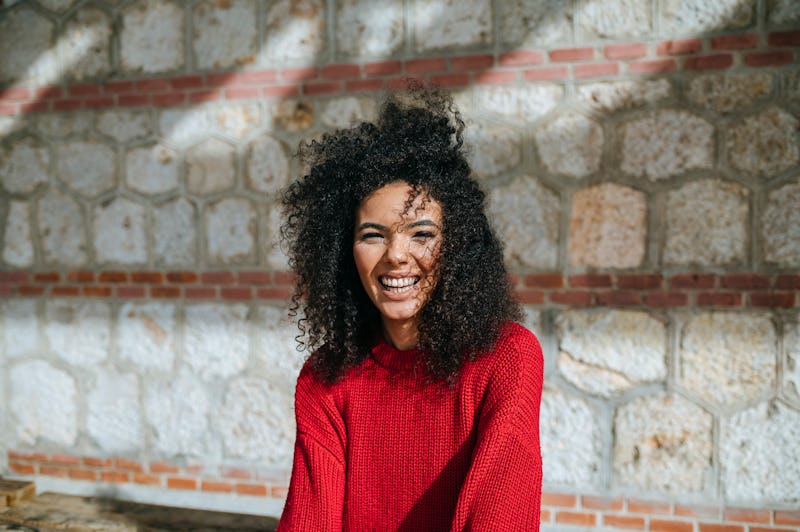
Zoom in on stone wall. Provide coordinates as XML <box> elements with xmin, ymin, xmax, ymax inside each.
<box><xmin>1</xmin><ymin>0</ymin><xmax>799</xmax><ymax>530</ymax></box>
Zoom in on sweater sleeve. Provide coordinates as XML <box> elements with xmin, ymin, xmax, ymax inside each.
<box><xmin>450</xmin><ymin>325</ymin><xmax>544</xmax><ymax>532</ymax></box>
<box><xmin>277</xmin><ymin>364</ymin><xmax>346</xmax><ymax>532</ymax></box>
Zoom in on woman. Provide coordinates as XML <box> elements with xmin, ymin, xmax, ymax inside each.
<box><xmin>277</xmin><ymin>86</ymin><xmax>543</xmax><ymax>531</ymax></box>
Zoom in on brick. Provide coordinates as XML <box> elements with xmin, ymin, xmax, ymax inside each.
<box><xmin>721</xmin><ymin>274</ymin><xmax>770</xmax><ymax>289</ymax></box>
<box><xmin>670</xmin><ymin>274</ymin><xmax>716</xmax><ymax>289</ymax></box>
<box><xmin>281</xmin><ymin>67</ymin><xmax>318</xmax><ymax>81</ymax></box>
<box><xmin>170</xmin><ymin>75</ymin><xmax>204</xmax><ymax>89</ymax></box>
<box><xmin>644</xmin><ymin>292</ymin><xmax>689</xmax><ymax>307</ymax></box>
<box><xmin>474</xmin><ymin>70</ymin><xmax>516</xmax><ymax>85</ymax></box>
<box><xmin>322</xmin><ymin>63</ymin><xmax>360</xmax><ymax>79</ymax></box>
<box><xmin>603</xmin><ymin>514</ymin><xmax>645</xmax><ymax>529</ymax></box>
<box><xmin>221</xmin><ymin>287</ymin><xmax>253</xmax><ymax>300</ymax></box>
<box><xmin>18</xmin><ymin>285</ymin><xmax>45</xmax><ymax>296</ymax></box>
<box><xmin>188</xmin><ymin>90</ymin><xmax>221</xmax><ymax>103</ymax></box>
<box><xmin>116</xmin><ymin>286</ymin><xmax>146</xmax><ymax>298</ymax></box>
<box><xmin>749</xmin><ymin>292</ymin><xmax>795</xmax><ymax>308</ymax></box>
<box><xmin>541</xmin><ymin>492</ymin><xmax>578</xmax><ymax>507</ymax></box>
<box><xmin>271</xmin><ymin>486</ymin><xmax>289</xmax><ymax>498</ymax></box>
<box><xmin>540</xmin><ymin>509</ymin><xmax>552</xmax><ymax>522</ymax></box>
<box><xmin>186</xmin><ymin>465</ymin><xmax>204</xmax><ymax>475</ymax></box>
<box><xmin>98</xmin><ymin>271</ymin><xmax>128</xmax><ymax>283</ymax></box>
<box><xmin>9</xmin><ymin>463</ymin><xmax>35</xmax><ymax>475</ymax></box>
<box><xmin>556</xmin><ymin>511</ymin><xmax>597</xmax><ymax>526</ymax></box>
<box><xmin>711</xmin><ymin>34</ymin><xmax>759</xmax><ymax>50</ymax></box>
<box><xmin>133</xmin><ymin>473</ymin><xmax>161</xmax><ymax>485</ymax></box>
<box><xmin>206</xmin><ymin>72</ymin><xmax>235</xmax><ymax>86</ymax></box>
<box><xmin>596</xmin><ymin>291</ymin><xmax>640</xmax><ymax>306</ymax></box>
<box><xmin>0</xmin><ymin>285</ymin><xmax>12</xmax><ymax>297</ymax></box>
<box><xmin>68</xmin><ymin>468</ymin><xmax>98</xmax><ymax>481</ymax></box>
<box><xmin>684</xmin><ymin>54</ymin><xmax>734</xmax><ymax>70</ymax></box>
<box><xmin>273</xmin><ymin>272</ymin><xmax>296</xmax><ymax>285</ymax></box>
<box><xmin>364</xmin><ymin>61</ymin><xmax>402</xmax><ymax>76</ymax></box>
<box><xmin>202</xmin><ymin>480</ymin><xmax>233</xmax><ymax>493</ymax></box>
<box><xmin>723</xmin><ymin>508</ymin><xmax>770</xmax><ymax>523</ymax></box>
<box><xmin>618</xmin><ymin>274</ymin><xmax>662</xmax><ymax>289</ymax></box>
<box><xmin>69</xmin><ymin>83</ymin><xmax>101</xmax><ymax>96</ymax></box>
<box><xmin>238</xmin><ymin>271</ymin><xmax>271</xmax><ymax>285</ymax></box>
<box><xmin>430</xmin><ymin>73</ymin><xmax>470</xmax><ymax>88</ymax></box>
<box><xmin>776</xmin><ymin>275</ymin><xmax>800</xmax><ymax>289</ymax></box>
<box><xmin>550</xmin><ymin>291</ymin><xmax>593</xmax><ymax>306</ymax></box>
<box><xmin>236</xmin><ymin>70</ymin><xmax>278</xmax><ymax>84</ymax></box>
<box><xmin>36</xmin><ymin>86</ymin><xmax>63</xmax><ymax>99</ymax></box>
<box><xmin>201</xmin><ymin>272</ymin><xmax>236</xmax><ymax>284</ymax></box>
<box><xmin>67</xmin><ymin>270</ymin><xmax>94</xmax><ymax>282</ymax></box>
<box><xmin>0</xmin><ymin>87</ymin><xmax>29</xmax><ymax>101</ymax></box>
<box><xmin>651</xmin><ymin>519</ymin><xmax>694</xmax><ymax>532</ymax></box>
<box><xmin>406</xmin><ymin>58</ymin><xmax>447</xmax><ymax>73</ymax></box>
<box><xmin>104</xmin><ymin>471</ymin><xmax>133</xmax><ymax>483</ymax></box>
<box><xmin>235</xmin><ymin>483</ymin><xmax>268</xmax><ymax>496</ymax></box>
<box><xmin>104</xmin><ymin>81</ymin><xmax>135</xmax><ymax>93</ymax></box>
<box><xmin>303</xmin><ymin>81</ymin><xmax>341</xmax><ymax>96</ymax></box>
<box><xmin>256</xmin><ymin>287</ymin><xmax>292</xmax><ymax>300</ymax></box>
<box><xmin>153</xmin><ymin>93</ymin><xmax>186</xmax><ymax>107</ymax></box>
<box><xmin>674</xmin><ymin>503</ymin><xmax>720</xmax><ymax>519</ymax></box>
<box><xmin>132</xmin><ymin>271</ymin><xmax>164</xmax><ymax>284</ymax></box>
<box><xmin>8</xmin><ymin>451</ymin><xmax>48</xmax><ymax>461</ymax></box>
<box><xmin>387</xmin><ymin>78</ymin><xmax>413</xmax><ymax>90</ymax></box>
<box><xmin>582</xmin><ymin>495</ymin><xmax>623</xmax><ymax>511</ymax></box>
<box><xmin>525</xmin><ymin>273</ymin><xmax>564</xmax><ymax>288</ymax></box>
<box><xmin>604</xmin><ymin>43</ymin><xmax>647</xmax><ymax>59</ymax></box>
<box><xmin>83</xmin><ymin>456</ymin><xmax>113</xmax><ymax>467</ymax></box>
<box><xmin>698</xmin><ymin>524</ymin><xmax>744</xmax><ymax>532</ymax></box>
<box><xmin>220</xmin><ymin>466</ymin><xmax>252</xmax><ymax>480</ymax></box>
<box><xmin>49</xmin><ymin>453</ymin><xmax>80</xmax><ymax>465</ymax></box>
<box><xmin>185</xmin><ymin>287</ymin><xmax>217</xmax><ymax>299</ymax></box>
<box><xmin>550</xmin><ymin>47</ymin><xmax>594</xmax><ymax>62</ymax></box>
<box><xmin>629</xmin><ymin>59</ymin><xmax>676</xmax><ymax>74</ymax></box>
<box><xmin>769</xmin><ymin>30</ymin><xmax>800</xmax><ymax>47</ymax></box>
<box><xmin>346</xmin><ymin>79</ymin><xmax>384</xmax><ymax>92</ymax></box>
<box><xmin>570</xmin><ymin>274</ymin><xmax>612</xmax><ymax>288</ymax></box>
<box><xmin>696</xmin><ymin>292</ymin><xmax>742</xmax><ymax>306</ymax></box>
<box><xmin>657</xmin><ymin>38</ymin><xmax>703</xmax><ymax>56</ymax></box>
<box><xmin>262</xmin><ymin>85</ymin><xmax>300</xmax><ymax>98</ymax></box>
<box><xmin>750</xmin><ymin>528</ymin><xmax>798</xmax><ymax>532</ymax></box>
<box><xmin>0</xmin><ymin>271</ymin><xmax>29</xmax><ymax>283</ymax></box>
<box><xmin>775</xmin><ymin>510</ymin><xmax>800</xmax><ymax>526</ymax></box>
<box><xmin>166</xmin><ymin>271</ymin><xmax>198</xmax><ymax>284</ymax></box>
<box><xmin>83</xmin><ymin>286</ymin><xmax>112</xmax><ymax>297</ymax></box>
<box><xmin>0</xmin><ymin>103</ymin><xmax>19</xmax><ymax>115</ymax></box>
<box><xmin>115</xmin><ymin>458</ymin><xmax>143</xmax><ymax>472</ymax></box>
<box><xmin>226</xmin><ymin>87</ymin><xmax>260</xmax><ymax>100</ymax></box>
<box><xmin>53</xmin><ymin>99</ymin><xmax>84</xmax><ymax>111</ymax></box>
<box><xmin>20</xmin><ymin>101</ymin><xmax>51</xmax><ymax>113</ymax></box>
<box><xmin>136</xmin><ymin>79</ymin><xmax>170</xmax><ymax>92</ymax></box>
<box><xmin>150</xmin><ymin>461</ymin><xmax>179</xmax><ymax>474</ymax></box>
<box><xmin>84</xmin><ymin>97</ymin><xmax>115</xmax><ymax>109</ymax></box>
<box><xmin>575</xmin><ymin>62</ymin><xmax>620</xmax><ymax>78</ymax></box>
<box><xmin>167</xmin><ymin>477</ymin><xmax>197</xmax><ymax>490</ymax></box>
<box><xmin>40</xmin><ymin>465</ymin><xmax>69</xmax><ymax>477</ymax></box>
<box><xmin>450</xmin><ymin>54</ymin><xmax>494</xmax><ymax>71</ymax></box>
<box><xmin>499</xmin><ymin>50</ymin><xmax>543</xmax><ymax>66</ymax></box>
<box><xmin>744</xmin><ymin>51</ymin><xmax>794</xmax><ymax>67</ymax></box>
<box><xmin>151</xmin><ymin>286</ymin><xmax>181</xmax><ymax>298</ymax></box>
<box><xmin>628</xmin><ymin>498</ymin><xmax>671</xmax><ymax>514</ymax></box>
<box><xmin>34</xmin><ymin>272</ymin><xmax>60</xmax><ymax>282</ymax></box>
<box><xmin>516</xmin><ymin>290</ymin><xmax>545</xmax><ymax>304</ymax></box>
<box><xmin>524</xmin><ymin>66</ymin><xmax>570</xmax><ymax>81</ymax></box>
<box><xmin>118</xmin><ymin>94</ymin><xmax>150</xmax><ymax>106</ymax></box>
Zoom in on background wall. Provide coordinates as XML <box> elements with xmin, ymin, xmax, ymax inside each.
<box><xmin>1</xmin><ymin>0</ymin><xmax>799</xmax><ymax>530</ymax></box>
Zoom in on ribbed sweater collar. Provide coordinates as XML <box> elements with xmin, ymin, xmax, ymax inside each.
<box><xmin>370</xmin><ymin>338</ymin><xmax>421</xmax><ymax>372</ymax></box>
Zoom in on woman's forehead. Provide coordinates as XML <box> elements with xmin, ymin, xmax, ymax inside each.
<box><xmin>357</xmin><ymin>181</ymin><xmax>441</xmax><ymax>222</ymax></box>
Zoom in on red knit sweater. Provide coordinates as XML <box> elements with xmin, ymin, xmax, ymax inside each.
<box><xmin>277</xmin><ymin>322</ymin><xmax>543</xmax><ymax>531</ymax></box>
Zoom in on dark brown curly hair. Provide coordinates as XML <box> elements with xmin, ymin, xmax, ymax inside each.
<box><xmin>280</xmin><ymin>85</ymin><xmax>521</xmax><ymax>383</ymax></box>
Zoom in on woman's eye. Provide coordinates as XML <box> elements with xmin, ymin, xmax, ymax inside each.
<box><xmin>360</xmin><ymin>232</ymin><xmax>383</xmax><ymax>241</ymax></box>
<box><xmin>412</xmin><ymin>231</ymin><xmax>436</xmax><ymax>241</ymax></box>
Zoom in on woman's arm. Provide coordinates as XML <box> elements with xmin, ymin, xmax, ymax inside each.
<box><xmin>450</xmin><ymin>326</ymin><xmax>544</xmax><ymax>531</ymax></box>
<box><xmin>277</xmin><ymin>365</ymin><xmax>346</xmax><ymax>532</ymax></box>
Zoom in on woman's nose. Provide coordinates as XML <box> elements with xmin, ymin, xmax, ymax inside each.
<box><xmin>385</xmin><ymin>236</ymin><xmax>409</xmax><ymax>264</ymax></box>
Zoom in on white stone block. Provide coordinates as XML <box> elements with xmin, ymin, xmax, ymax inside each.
<box><xmin>3</xmin><ymin>201</ymin><xmax>34</xmax><ymax>267</ymax></box>
<box><xmin>784</xmin><ymin>322</ymin><xmax>800</xmax><ymax>407</ymax></box>
<box><xmin>117</xmin><ymin>302</ymin><xmax>177</xmax><ymax>372</ymax></box>
<box><xmin>184</xmin><ymin>303</ymin><xmax>250</xmax><ymax>381</ymax></box>
<box><xmin>37</xmin><ymin>189</ymin><xmax>88</xmax><ymax>266</ymax></box>
<box><xmin>205</xmin><ymin>198</ymin><xmax>256</xmax><ymax>264</ymax></box>
<box><xmin>97</xmin><ymin>110</ymin><xmax>152</xmax><ymax>143</ymax></box>
<box><xmin>93</xmin><ymin>197</ymin><xmax>148</xmax><ymax>264</ymax></box>
<box><xmin>535</xmin><ymin>112</ymin><xmax>603</xmax><ymax>179</ymax></box>
<box><xmin>661</xmin><ymin>0</ymin><xmax>753</xmax><ymax>34</ymax></box>
<box><xmin>145</xmin><ymin>370</ymin><xmax>211</xmax><ymax>457</ymax></box>
<box><xmin>254</xmin><ymin>305</ymin><xmax>304</xmax><ymax>386</ymax></box>
<box><xmin>38</xmin><ymin>0</ymin><xmax>78</xmax><ymax>11</ymax></box>
<box><xmin>11</xmin><ymin>360</ymin><xmax>77</xmax><ymax>446</ymax></box>
<box><xmin>463</xmin><ymin>120</ymin><xmax>521</xmax><ymax>179</ymax></box>
<box><xmin>186</xmin><ymin>138</ymin><xmax>236</xmax><ymax>195</ymax></box>
<box><xmin>577</xmin><ymin>79</ymin><xmax>672</xmax><ymax>112</ymax></box>
<box><xmin>763</xmin><ymin>180</ymin><xmax>800</xmax><ymax>267</ymax></box>
<box><xmin>125</xmin><ymin>143</ymin><xmax>179</xmax><ymax>195</ymax></box>
<box><xmin>193</xmin><ymin>0</ymin><xmax>258</xmax><ymax>70</ymax></box>
<box><xmin>87</xmin><ymin>369</ymin><xmax>142</xmax><ymax>453</ymax></box>
<box><xmin>262</xmin><ymin>0</ymin><xmax>325</xmax><ymax>64</ymax></box>
<box><xmin>44</xmin><ymin>299</ymin><xmax>111</xmax><ymax>366</ymax></box>
<box><xmin>727</xmin><ymin>107</ymin><xmax>799</xmax><ymax>179</ymax></box>
<box><xmin>120</xmin><ymin>0</ymin><xmax>185</xmax><ymax>73</ymax></box>
<box><xmin>37</xmin><ymin>112</ymin><xmax>92</xmax><ymax>138</ymax></box>
<box><xmin>0</xmin><ymin>137</ymin><xmax>50</xmax><ymax>194</ymax></box>
<box><xmin>56</xmin><ymin>140</ymin><xmax>116</xmax><ymax>197</ymax></box>
<box><xmin>769</xmin><ymin>0</ymin><xmax>800</xmax><ymax>24</ymax></box>
<box><xmin>685</xmin><ymin>73</ymin><xmax>772</xmax><ymax>114</ymax></box>
<box><xmin>497</xmin><ymin>0</ymin><xmax>573</xmax><ymax>47</ymax></box>
<box><xmin>578</xmin><ymin>0</ymin><xmax>652</xmax><ymax>38</ymax></box>
<box><xmin>335</xmin><ymin>0</ymin><xmax>404</xmax><ymax>57</ymax></box>
<box><xmin>212</xmin><ymin>103</ymin><xmax>262</xmax><ymax>139</ymax></box>
<box><xmin>320</xmin><ymin>97</ymin><xmax>377</xmax><ymax>129</ymax></box>
<box><xmin>265</xmin><ymin>205</ymin><xmax>290</xmax><ymax>270</ymax></box>
<box><xmin>245</xmin><ymin>136</ymin><xmax>289</xmax><ymax>196</ymax></box>
<box><xmin>59</xmin><ymin>7</ymin><xmax>112</xmax><ymax>80</ymax></box>
<box><xmin>154</xmin><ymin>198</ymin><xmax>197</xmax><ymax>265</ymax></box>
<box><xmin>1</xmin><ymin>299</ymin><xmax>39</xmax><ymax>359</ymax></box>
<box><xmin>474</xmin><ymin>85</ymin><xmax>563</xmax><ymax>123</ymax></box>
<box><xmin>159</xmin><ymin>107</ymin><xmax>212</xmax><ymax>147</ymax></box>
<box><xmin>0</xmin><ymin>7</ymin><xmax>58</xmax><ymax>84</ymax></box>
<box><xmin>413</xmin><ymin>0</ymin><xmax>491</xmax><ymax>51</ymax></box>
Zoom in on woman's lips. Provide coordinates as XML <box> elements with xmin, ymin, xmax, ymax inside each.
<box><xmin>378</xmin><ymin>275</ymin><xmax>420</xmax><ymax>294</ymax></box>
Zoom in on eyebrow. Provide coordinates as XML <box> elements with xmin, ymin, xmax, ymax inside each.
<box><xmin>355</xmin><ymin>219</ymin><xmax>441</xmax><ymax>232</ymax></box>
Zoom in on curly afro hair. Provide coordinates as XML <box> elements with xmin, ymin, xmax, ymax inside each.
<box><xmin>280</xmin><ymin>85</ymin><xmax>521</xmax><ymax>383</ymax></box>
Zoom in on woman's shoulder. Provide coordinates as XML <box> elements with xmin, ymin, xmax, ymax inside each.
<box><xmin>467</xmin><ymin>321</ymin><xmax>542</xmax><ymax>376</ymax></box>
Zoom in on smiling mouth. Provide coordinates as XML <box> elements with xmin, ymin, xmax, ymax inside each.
<box><xmin>379</xmin><ymin>275</ymin><xmax>420</xmax><ymax>293</ymax></box>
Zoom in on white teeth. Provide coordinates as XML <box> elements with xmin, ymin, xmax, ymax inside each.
<box><xmin>380</xmin><ymin>276</ymin><xmax>417</xmax><ymax>288</ymax></box>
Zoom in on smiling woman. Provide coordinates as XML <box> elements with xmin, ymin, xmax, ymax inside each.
<box><xmin>277</xmin><ymin>85</ymin><xmax>543</xmax><ymax>531</ymax></box>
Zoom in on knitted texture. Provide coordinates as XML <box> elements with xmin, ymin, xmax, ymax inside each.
<box><xmin>277</xmin><ymin>322</ymin><xmax>544</xmax><ymax>531</ymax></box>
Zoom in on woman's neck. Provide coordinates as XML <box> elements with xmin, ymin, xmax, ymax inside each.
<box><xmin>381</xmin><ymin>318</ymin><xmax>419</xmax><ymax>351</ymax></box>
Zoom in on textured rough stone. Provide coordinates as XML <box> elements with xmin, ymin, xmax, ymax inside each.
<box><xmin>464</xmin><ymin>121</ymin><xmax>521</xmax><ymax>179</ymax></box>
<box><xmin>661</xmin><ymin>0</ymin><xmax>753</xmax><ymax>33</ymax></box>
<box><xmin>727</xmin><ymin>107</ymin><xmax>799</xmax><ymax>179</ymax></box>
<box><xmin>44</xmin><ymin>300</ymin><xmax>111</xmax><ymax>366</ymax></box>
<box><xmin>255</xmin><ymin>305</ymin><xmax>304</xmax><ymax>385</ymax></box>
<box><xmin>685</xmin><ymin>73</ymin><xmax>771</xmax><ymax>114</ymax></box>
<box><xmin>568</xmin><ymin>183</ymin><xmax>646</xmax><ymax>269</ymax></box>
<box><xmin>522</xmin><ymin>307</ymin><xmax>542</xmax><ymax>337</ymax></box>
<box><xmin>117</xmin><ymin>302</ymin><xmax>177</xmax><ymax>372</ymax></box>
<box><xmin>577</xmin><ymin>80</ymin><xmax>672</xmax><ymax>112</ymax></box>
<box><xmin>37</xmin><ymin>112</ymin><xmax>91</xmax><ymax>138</ymax></box>
<box><xmin>721</xmin><ymin>400</ymin><xmax>800</xmax><ymax>503</ymax></box>
<box><xmin>145</xmin><ymin>370</ymin><xmax>211</xmax><ymax>457</ymax></box>
<box><xmin>784</xmin><ymin>322</ymin><xmax>800</xmax><ymax>406</ymax></box>
<box><xmin>60</xmin><ymin>7</ymin><xmax>112</xmax><ymax>80</ymax></box>
<box><xmin>37</xmin><ymin>189</ymin><xmax>87</xmax><ymax>266</ymax></box>
<box><xmin>10</xmin><ymin>360</ymin><xmax>77</xmax><ymax>446</ymax></box>
<box><xmin>413</xmin><ymin>0</ymin><xmax>491</xmax><ymax>51</ymax></box>
<box><xmin>579</xmin><ymin>0</ymin><xmax>652</xmax><ymax>38</ymax></box>
<box><xmin>557</xmin><ymin>310</ymin><xmax>667</xmax><ymax>397</ymax></box>
<box><xmin>186</xmin><ymin>138</ymin><xmax>236</xmax><ymax>195</ymax></box>
<box><xmin>184</xmin><ymin>304</ymin><xmax>250</xmax><ymax>381</ymax></box>
<box><xmin>0</xmin><ymin>116</ymin><xmax>25</xmax><ymax>138</ymax></box>
<box><xmin>87</xmin><ymin>370</ymin><xmax>142</xmax><ymax>453</ymax></box>
<box><xmin>120</xmin><ymin>0</ymin><xmax>185</xmax><ymax>73</ymax></box>
<box><xmin>763</xmin><ymin>181</ymin><xmax>800</xmax><ymax>267</ymax></box>
<box><xmin>3</xmin><ymin>201</ymin><xmax>34</xmax><ymax>267</ymax></box>
<box><xmin>57</xmin><ymin>140</ymin><xmax>116</xmax><ymax>197</ymax></box>
<box><xmin>212</xmin><ymin>103</ymin><xmax>261</xmax><ymax>139</ymax></box>
<box><xmin>206</xmin><ymin>198</ymin><xmax>256</xmax><ymax>264</ymax></box>
<box><xmin>154</xmin><ymin>197</ymin><xmax>196</xmax><ymax>265</ymax></box>
<box><xmin>785</xmin><ymin>71</ymin><xmax>800</xmax><ymax>102</ymax></box>
<box><xmin>0</xmin><ymin>7</ymin><xmax>57</xmax><ymax>84</ymax></box>
<box><xmin>246</xmin><ymin>136</ymin><xmax>289</xmax><ymax>196</ymax></box>
<box><xmin>192</xmin><ymin>0</ymin><xmax>257</xmax><ymax>69</ymax></box>
<box><xmin>540</xmin><ymin>387</ymin><xmax>602</xmax><ymax>486</ymax></box>
<box><xmin>680</xmin><ymin>312</ymin><xmax>776</xmax><ymax>408</ymax></box>
<box><xmin>535</xmin><ymin>112</ymin><xmax>603</xmax><ymax>178</ymax></box>
<box><xmin>218</xmin><ymin>378</ymin><xmax>295</xmax><ymax>465</ymax></box>
<box><xmin>614</xmin><ymin>393</ymin><xmax>712</xmax><ymax>493</ymax></box>
<box><xmin>488</xmin><ymin>176</ymin><xmax>559</xmax><ymax>270</ymax></box>
<box><xmin>93</xmin><ymin>198</ymin><xmax>147</xmax><ymax>264</ymax></box>
<box><xmin>0</xmin><ymin>137</ymin><xmax>50</xmax><ymax>194</ymax></box>
<box><xmin>335</xmin><ymin>0</ymin><xmax>403</xmax><ymax>56</ymax></box>
<box><xmin>769</xmin><ymin>0</ymin><xmax>800</xmax><ymax>24</ymax></box>
<box><xmin>620</xmin><ymin>110</ymin><xmax>714</xmax><ymax>180</ymax></box>
<box><xmin>159</xmin><ymin>107</ymin><xmax>212</xmax><ymax>147</ymax></box>
<box><xmin>97</xmin><ymin>110</ymin><xmax>151</xmax><ymax>143</ymax></box>
<box><xmin>273</xmin><ymin>100</ymin><xmax>314</xmax><ymax>132</ymax></box>
<box><xmin>125</xmin><ymin>143</ymin><xmax>179</xmax><ymax>195</ymax></box>
<box><xmin>320</xmin><ymin>97</ymin><xmax>378</xmax><ymax>129</ymax></box>
<box><xmin>497</xmin><ymin>0</ymin><xmax>572</xmax><ymax>47</ymax></box>
<box><xmin>475</xmin><ymin>85</ymin><xmax>563</xmax><ymax>123</ymax></box>
<box><xmin>262</xmin><ymin>0</ymin><xmax>325</xmax><ymax>64</ymax></box>
<box><xmin>664</xmin><ymin>179</ymin><xmax>749</xmax><ymax>266</ymax></box>
<box><xmin>265</xmin><ymin>205</ymin><xmax>290</xmax><ymax>270</ymax></box>
<box><xmin>1</xmin><ymin>299</ymin><xmax>38</xmax><ymax>359</ymax></box>
<box><xmin>37</xmin><ymin>0</ymin><xmax>78</xmax><ymax>11</ymax></box>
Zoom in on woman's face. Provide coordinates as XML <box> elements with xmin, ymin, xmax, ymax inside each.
<box><xmin>353</xmin><ymin>181</ymin><xmax>442</xmax><ymax>331</ymax></box>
